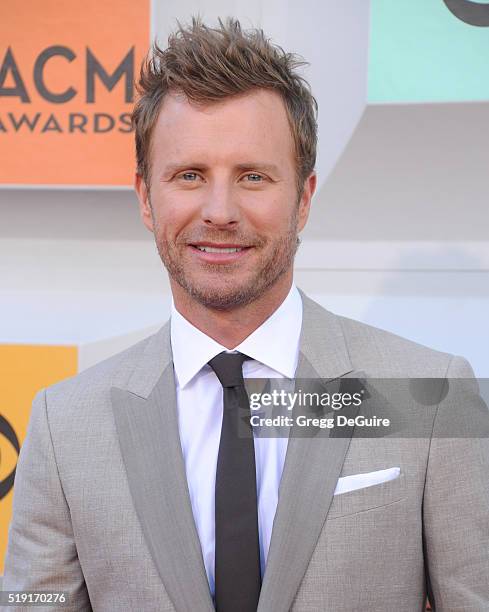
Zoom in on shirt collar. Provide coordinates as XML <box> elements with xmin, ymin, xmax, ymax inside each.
<box><xmin>170</xmin><ymin>284</ymin><xmax>303</xmax><ymax>389</ymax></box>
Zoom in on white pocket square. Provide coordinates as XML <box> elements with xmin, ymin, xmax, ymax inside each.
<box><xmin>334</xmin><ymin>467</ymin><xmax>401</xmax><ymax>496</ymax></box>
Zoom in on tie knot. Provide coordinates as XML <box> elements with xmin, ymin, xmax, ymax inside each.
<box><xmin>208</xmin><ymin>351</ymin><xmax>250</xmax><ymax>388</ymax></box>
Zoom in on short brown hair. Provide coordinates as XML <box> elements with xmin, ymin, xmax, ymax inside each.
<box><xmin>132</xmin><ymin>17</ymin><xmax>318</xmax><ymax>195</ymax></box>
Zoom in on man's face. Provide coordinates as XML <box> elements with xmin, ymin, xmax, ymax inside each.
<box><xmin>135</xmin><ymin>88</ymin><xmax>316</xmax><ymax>311</ymax></box>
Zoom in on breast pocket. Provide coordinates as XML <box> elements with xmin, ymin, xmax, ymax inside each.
<box><xmin>327</xmin><ymin>470</ymin><xmax>405</xmax><ymax>520</ymax></box>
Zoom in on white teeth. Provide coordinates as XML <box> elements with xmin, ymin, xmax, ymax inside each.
<box><xmin>196</xmin><ymin>246</ymin><xmax>243</xmax><ymax>253</ymax></box>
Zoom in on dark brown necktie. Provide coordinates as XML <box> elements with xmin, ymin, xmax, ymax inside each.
<box><xmin>208</xmin><ymin>351</ymin><xmax>261</xmax><ymax>612</ymax></box>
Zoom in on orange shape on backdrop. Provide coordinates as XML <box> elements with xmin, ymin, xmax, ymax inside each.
<box><xmin>0</xmin><ymin>344</ymin><xmax>77</xmax><ymax>573</ymax></box>
<box><xmin>0</xmin><ymin>0</ymin><xmax>149</xmax><ymax>186</ymax></box>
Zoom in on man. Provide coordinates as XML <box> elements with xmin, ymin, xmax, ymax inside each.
<box><xmin>3</xmin><ymin>17</ymin><xmax>489</xmax><ymax>612</ymax></box>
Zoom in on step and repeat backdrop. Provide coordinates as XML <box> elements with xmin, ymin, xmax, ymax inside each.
<box><xmin>0</xmin><ymin>0</ymin><xmax>148</xmax><ymax>186</ymax></box>
<box><xmin>0</xmin><ymin>0</ymin><xmax>150</xmax><ymax>571</ymax></box>
<box><xmin>1</xmin><ymin>0</ymin><xmax>488</xmax><ymax>572</ymax></box>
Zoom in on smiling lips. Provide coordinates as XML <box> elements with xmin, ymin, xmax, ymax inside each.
<box><xmin>189</xmin><ymin>243</ymin><xmax>252</xmax><ymax>262</ymax></box>
<box><xmin>197</xmin><ymin>246</ymin><xmax>243</xmax><ymax>253</ymax></box>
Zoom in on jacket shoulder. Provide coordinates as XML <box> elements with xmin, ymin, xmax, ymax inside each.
<box><xmin>336</xmin><ymin>313</ymin><xmax>456</xmax><ymax>377</ymax></box>
<box><xmin>45</xmin><ymin>327</ymin><xmax>165</xmax><ymax>405</ymax></box>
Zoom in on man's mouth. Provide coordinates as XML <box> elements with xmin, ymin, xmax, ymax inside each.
<box><xmin>195</xmin><ymin>245</ymin><xmax>245</xmax><ymax>253</ymax></box>
<box><xmin>188</xmin><ymin>243</ymin><xmax>253</xmax><ymax>262</ymax></box>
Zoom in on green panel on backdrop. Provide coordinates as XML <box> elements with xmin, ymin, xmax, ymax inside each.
<box><xmin>369</xmin><ymin>0</ymin><xmax>489</xmax><ymax>102</ymax></box>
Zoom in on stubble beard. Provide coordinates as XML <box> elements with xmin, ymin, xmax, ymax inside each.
<box><xmin>152</xmin><ymin>210</ymin><xmax>301</xmax><ymax>311</ymax></box>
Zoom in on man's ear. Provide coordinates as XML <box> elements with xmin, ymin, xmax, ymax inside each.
<box><xmin>135</xmin><ymin>173</ymin><xmax>154</xmax><ymax>232</ymax></box>
<box><xmin>297</xmin><ymin>171</ymin><xmax>317</xmax><ymax>233</ymax></box>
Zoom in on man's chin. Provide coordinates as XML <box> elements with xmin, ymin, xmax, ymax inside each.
<box><xmin>182</xmin><ymin>281</ymin><xmax>263</xmax><ymax>311</ymax></box>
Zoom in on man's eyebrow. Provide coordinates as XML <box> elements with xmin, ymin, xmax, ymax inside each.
<box><xmin>235</xmin><ymin>163</ymin><xmax>281</xmax><ymax>174</ymax></box>
<box><xmin>162</xmin><ymin>163</ymin><xmax>208</xmax><ymax>174</ymax></box>
<box><xmin>161</xmin><ymin>162</ymin><xmax>281</xmax><ymax>175</ymax></box>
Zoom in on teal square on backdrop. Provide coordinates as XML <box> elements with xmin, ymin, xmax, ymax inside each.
<box><xmin>368</xmin><ymin>0</ymin><xmax>489</xmax><ymax>103</ymax></box>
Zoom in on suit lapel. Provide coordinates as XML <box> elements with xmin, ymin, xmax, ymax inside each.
<box><xmin>110</xmin><ymin>291</ymin><xmax>361</xmax><ymax>612</ymax></box>
<box><xmin>258</xmin><ymin>291</ymin><xmax>359</xmax><ymax>612</ymax></box>
<box><xmin>111</xmin><ymin>324</ymin><xmax>214</xmax><ymax>612</ymax></box>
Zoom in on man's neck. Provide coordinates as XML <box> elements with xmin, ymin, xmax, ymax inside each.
<box><xmin>171</xmin><ymin>275</ymin><xmax>293</xmax><ymax>349</ymax></box>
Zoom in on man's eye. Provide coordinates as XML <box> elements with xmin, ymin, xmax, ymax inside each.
<box><xmin>179</xmin><ymin>172</ymin><xmax>200</xmax><ymax>181</ymax></box>
<box><xmin>244</xmin><ymin>173</ymin><xmax>263</xmax><ymax>182</ymax></box>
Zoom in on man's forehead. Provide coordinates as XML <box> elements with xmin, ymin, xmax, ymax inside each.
<box><xmin>156</xmin><ymin>88</ymin><xmax>290</xmax><ymax>123</ymax></box>
<box><xmin>147</xmin><ymin>88</ymin><xmax>297</xmax><ymax>180</ymax></box>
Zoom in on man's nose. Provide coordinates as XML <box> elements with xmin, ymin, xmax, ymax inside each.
<box><xmin>200</xmin><ymin>182</ymin><xmax>240</xmax><ymax>227</ymax></box>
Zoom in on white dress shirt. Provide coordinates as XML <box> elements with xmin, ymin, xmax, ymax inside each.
<box><xmin>170</xmin><ymin>283</ymin><xmax>302</xmax><ymax>595</ymax></box>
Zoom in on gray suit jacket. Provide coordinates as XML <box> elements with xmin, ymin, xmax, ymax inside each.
<box><xmin>3</xmin><ymin>290</ymin><xmax>489</xmax><ymax>611</ymax></box>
